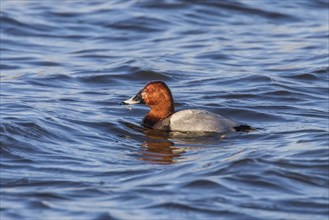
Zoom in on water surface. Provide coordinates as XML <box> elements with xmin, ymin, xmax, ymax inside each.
<box><xmin>1</xmin><ymin>1</ymin><xmax>328</xmax><ymax>219</ymax></box>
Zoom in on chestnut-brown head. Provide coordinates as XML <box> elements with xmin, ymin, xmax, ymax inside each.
<box><xmin>141</xmin><ymin>81</ymin><xmax>174</xmax><ymax>110</ymax></box>
<box><xmin>121</xmin><ymin>81</ymin><xmax>175</xmax><ymax>127</ymax></box>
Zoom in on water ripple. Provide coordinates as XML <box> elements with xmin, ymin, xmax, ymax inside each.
<box><xmin>1</xmin><ymin>1</ymin><xmax>328</xmax><ymax>219</ymax></box>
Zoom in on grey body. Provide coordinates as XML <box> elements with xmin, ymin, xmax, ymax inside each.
<box><xmin>153</xmin><ymin>109</ymin><xmax>238</xmax><ymax>133</ymax></box>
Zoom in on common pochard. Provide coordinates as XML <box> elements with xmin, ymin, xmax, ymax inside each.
<box><xmin>121</xmin><ymin>81</ymin><xmax>254</xmax><ymax>133</ymax></box>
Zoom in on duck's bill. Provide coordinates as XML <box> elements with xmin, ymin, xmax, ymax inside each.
<box><xmin>120</xmin><ymin>97</ymin><xmax>141</xmax><ymax>105</ymax></box>
<box><xmin>120</xmin><ymin>90</ymin><xmax>145</xmax><ymax>105</ymax></box>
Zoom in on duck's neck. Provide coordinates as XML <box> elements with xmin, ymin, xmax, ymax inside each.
<box><xmin>143</xmin><ymin>105</ymin><xmax>174</xmax><ymax>128</ymax></box>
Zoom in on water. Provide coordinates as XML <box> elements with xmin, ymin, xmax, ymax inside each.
<box><xmin>1</xmin><ymin>0</ymin><xmax>328</xmax><ymax>219</ymax></box>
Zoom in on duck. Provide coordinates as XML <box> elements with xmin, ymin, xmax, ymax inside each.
<box><xmin>121</xmin><ymin>81</ymin><xmax>254</xmax><ymax>133</ymax></box>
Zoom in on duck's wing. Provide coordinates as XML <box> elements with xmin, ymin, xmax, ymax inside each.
<box><xmin>169</xmin><ymin>109</ymin><xmax>239</xmax><ymax>133</ymax></box>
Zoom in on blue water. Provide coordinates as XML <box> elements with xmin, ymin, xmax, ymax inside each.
<box><xmin>1</xmin><ymin>1</ymin><xmax>328</xmax><ymax>219</ymax></box>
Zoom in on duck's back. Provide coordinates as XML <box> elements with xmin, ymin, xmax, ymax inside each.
<box><xmin>154</xmin><ymin>109</ymin><xmax>238</xmax><ymax>133</ymax></box>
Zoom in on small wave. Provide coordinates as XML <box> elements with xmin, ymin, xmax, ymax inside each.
<box><xmin>1</xmin><ymin>1</ymin><xmax>328</xmax><ymax>219</ymax></box>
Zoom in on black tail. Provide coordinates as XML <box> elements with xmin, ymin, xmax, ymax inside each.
<box><xmin>234</xmin><ymin>125</ymin><xmax>255</xmax><ymax>132</ymax></box>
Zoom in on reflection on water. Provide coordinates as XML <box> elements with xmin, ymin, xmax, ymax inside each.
<box><xmin>120</xmin><ymin>121</ymin><xmax>182</xmax><ymax>164</ymax></box>
<box><xmin>129</xmin><ymin>123</ymin><xmax>226</xmax><ymax>164</ymax></box>
<box><xmin>139</xmin><ymin>140</ymin><xmax>182</xmax><ymax>164</ymax></box>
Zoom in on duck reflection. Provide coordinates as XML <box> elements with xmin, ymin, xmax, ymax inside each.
<box><xmin>120</xmin><ymin>121</ymin><xmax>221</xmax><ymax>164</ymax></box>
<box><xmin>138</xmin><ymin>130</ymin><xmax>185</xmax><ymax>164</ymax></box>
<box><xmin>139</xmin><ymin>140</ymin><xmax>184</xmax><ymax>164</ymax></box>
